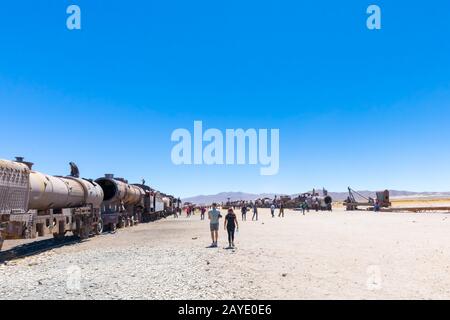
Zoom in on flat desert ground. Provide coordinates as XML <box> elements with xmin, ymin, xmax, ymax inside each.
<box><xmin>1</xmin><ymin>205</ymin><xmax>450</xmax><ymax>300</ymax></box>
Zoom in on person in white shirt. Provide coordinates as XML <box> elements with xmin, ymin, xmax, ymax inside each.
<box><xmin>208</xmin><ymin>203</ymin><xmax>222</xmax><ymax>247</ymax></box>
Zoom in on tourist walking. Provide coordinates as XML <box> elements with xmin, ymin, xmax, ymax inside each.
<box><xmin>241</xmin><ymin>205</ymin><xmax>247</xmax><ymax>221</ymax></box>
<box><xmin>252</xmin><ymin>204</ymin><xmax>258</xmax><ymax>221</ymax></box>
<box><xmin>270</xmin><ymin>203</ymin><xmax>275</xmax><ymax>218</ymax></box>
<box><xmin>200</xmin><ymin>206</ymin><xmax>206</xmax><ymax>220</ymax></box>
<box><xmin>208</xmin><ymin>203</ymin><xmax>222</xmax><ymax>247</ymax></box>
<box><xmin>301</xmin><ymin>202</ymin><xmax>307</xmax><ymax>215</ymax></box>
<box><xmin>278</xmin><ymin>203</ymin><xmax>285</xmax><ymax>218</ymax></box>
<box><xmin>224</xmin><ymin>208</ymin><xmax>239</xmax><ymax>248</ymax></box>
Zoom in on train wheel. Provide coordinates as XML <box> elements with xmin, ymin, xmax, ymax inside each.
<box><xmin>110</xmin><ymin>223</ymin><xmax>117</xmax><ymax>233</ymax></box>
<box><xmin>130</xmin><ymin>216</ymin><xmax>135</xmax><ymax>226</ymax></box>
<box><xmin>95</xmin><ymin>219</ymin><xmax>104</xmax><ymax>235</ymax></box>
<box><xmin>80</xmin><ymin>227</ymin><xmax>90</xmax><ymax>240</ymax></box>
<box><xmin>119</xmin><ymin>217</ymin><xmax>126</xmax><ymax>228</ymax></box>
<box><xmin>53</xmin><ymin>232</ymin><xmax>65</xmax><ymax>241</ymax></box>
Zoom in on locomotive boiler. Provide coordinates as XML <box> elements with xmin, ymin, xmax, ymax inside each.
<box><xmin>95</xmin><ymin>174</ymin><xmax>145</xmax><ymax>230</ymax></box>
<box><xmin>0</xmin><ymin>157</ymin><xmax>104</xmax><ymax>250</ymax></box>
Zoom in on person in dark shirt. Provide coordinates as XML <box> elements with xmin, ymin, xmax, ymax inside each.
<box><xmin>252</xmin><ymin>204</ymin><xmax>258</xmax><ymax>221</ymax></box>
<box><xmin>224</xmin><ymin>208</ymin><xmax>239</xmax><ymax>248</ymax></box>
<box><xmin>278</xmin><ymin>203</ymin><xmax>285</xmax><ymax>218</ymax></box>
<box><xmin>200</xmin><ymin>206</ymin><xmax>206</xmax><ymax>220</ymax></box>
<box><xmin>301</xmin><ymin>202</ymin><xmax>307</xmax><ymax>215</ymax></box>
<box><xmin>241</xmin><ymin>205</ymin><xmax>247</xmax><ymax>221</ymax></box>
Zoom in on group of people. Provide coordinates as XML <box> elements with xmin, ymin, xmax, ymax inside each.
<box><xmin>269</xmin><ymin>203</ymin><xmax>285</xmax><ymax>218</ymax></box>
<box><xmin>240</xmin><ymin>203</ymin><xmax>259</xmax><ymax>221</ymax></box>
<box><xmin>184</xmin><ymin>205</ymin><xmax>207</xmax><ymax>219</ymax></box>
<box><xmin>205</xmin><ymin>202</ymin><xmax>292</xmax><ymax>248</ymax></box>
<box><xmin>207</xmin><ymin>203</ymin><xmax>239</xmax><ymax>248</ymax></box>
<box><xmin>181</xmin><ymin>201</ymin><xmax>313</xmax><ymax>248</ymax></box>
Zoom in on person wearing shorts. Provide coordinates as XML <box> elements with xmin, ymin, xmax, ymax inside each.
<box><xmin>208</xmin><ymin>203</ymin><xmax>221</xmax><ymax>247</ymax></box>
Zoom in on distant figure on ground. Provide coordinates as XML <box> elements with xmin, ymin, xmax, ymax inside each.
<box><xmin>241</xmin><ymin>205</ymin><xmax>247</xmax><ymax>221</ymax></box>
<box><xmin>200</xmin><ymin>206</ymin><xmax>206</xmax><ymax>220</ymax></box>
<box><xmin>301</xmin><ymin>202</ymin><xmax>307</xmax><ymax>215</ymax></box>
<box><xmin>374</xmin><ymin>200</ymin><xmax>380</xmax><ymax>212</ymax></box>
<box><xmin>174</xmin><ymin>207</ymin><xmax>178</xmax><ymax>218</ymax></box>
<box><xmin>208</xmin><ymin>203</ymin><xmax>222</xmax><ymax>247</ymax></box>
<box><xmin>278</xmin><ymin>203</ymin><xmax>285</xmax><ymax>218</ymax></box>
<box><xmin>252</xmin><ymin>204</ymin><xmax>258</xmax><ymax>221</ymax></box>
<box><xmin>270</xmin><ymin>204</ymin><xmax>275</xmax><ymax>218</ymax></box>
<box><xmin>224</xmin><ymin>208</ymin><xmax>239</xmax><ymax>248</ymax></box>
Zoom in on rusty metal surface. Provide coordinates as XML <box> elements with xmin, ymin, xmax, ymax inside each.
<box><xmin>95</xmin><ymin>175</ymin><xmax>144</xmax><ymax>206</ymax></box>
<box><xmin>65</xmin><ymin>177</ymin><xmax>104</xmax><ymax>208</ymax></box>
<box><xmin>28</xmin><ymin>172</ymin><xmax>83</xmax><ymax>210</ymax></box>
<box><xmin>0</xmin><ymin>159</ymin><xmax>31</xmax><ymax>215</ymax></box>
<box><xmin>27</xmin><ymin>173</ymin><xmax>104</xmax><ymax>211</ymax></box>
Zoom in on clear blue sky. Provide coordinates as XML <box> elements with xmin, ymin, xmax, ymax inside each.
<box><xmin>1</xmin><ymin>1</ymin><xmax>449</xmax><ymax>198</ymax></box>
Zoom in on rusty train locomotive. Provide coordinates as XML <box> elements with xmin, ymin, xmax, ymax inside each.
<box><xmin>0</xmin><ymin>157</ymin><xmax>180</xmax><ymax>251</ymax></box>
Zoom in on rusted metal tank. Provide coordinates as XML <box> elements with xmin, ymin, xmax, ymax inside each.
<box><xmin>28</xmin><ymin>172</ymin><xmax>103</xmax><ymax>210</ymax></box>
<box><xmin>95</xmin><ymin>174</ymin><xmax>144</xmax><ymax>205</ymax></box>
<box><xmin>95</xmin><ymin>175</ymin><xmax>145</xmax><ymax>230</ymax></box>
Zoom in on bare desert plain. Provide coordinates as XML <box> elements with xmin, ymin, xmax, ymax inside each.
<box><xmin>1</xmin><ymin>204</ymin><xmax>450</xmax><ymax>300</ymax></box>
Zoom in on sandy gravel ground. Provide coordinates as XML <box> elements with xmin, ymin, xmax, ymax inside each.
<box><xmin>1</xmin><ymin>208</ymin><xmax>450</xmax><ymax>300</ymax></box>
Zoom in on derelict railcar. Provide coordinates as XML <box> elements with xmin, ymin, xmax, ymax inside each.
<box><xmin>163</xmin><ymin>195</ymin><xmax>181</xmax><ymax>216</ymax></box>
<box><xmin>0</xmin><ymin>158</ymin><xmax>103</xmax><ymax>250</ymax></box>
<box><xmin>95</xmin><ymin>174</ymin><xmax>145</xmax><ymax>231</ymax></box>
<box><xmin>132</xmin><ymin>184</ymin><xmax>166</xmax><ymax>222</ymax></box>
<box><xmin>0</xmin><ymin>157</ymin><xmax>180</xmax><ymax>251</ymax></box>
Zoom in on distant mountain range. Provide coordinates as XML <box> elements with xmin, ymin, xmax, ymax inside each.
<box><xmin>182</xmin><ymin>190</ymin><xmax>450</xmax><ymax>204</ymax></box>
